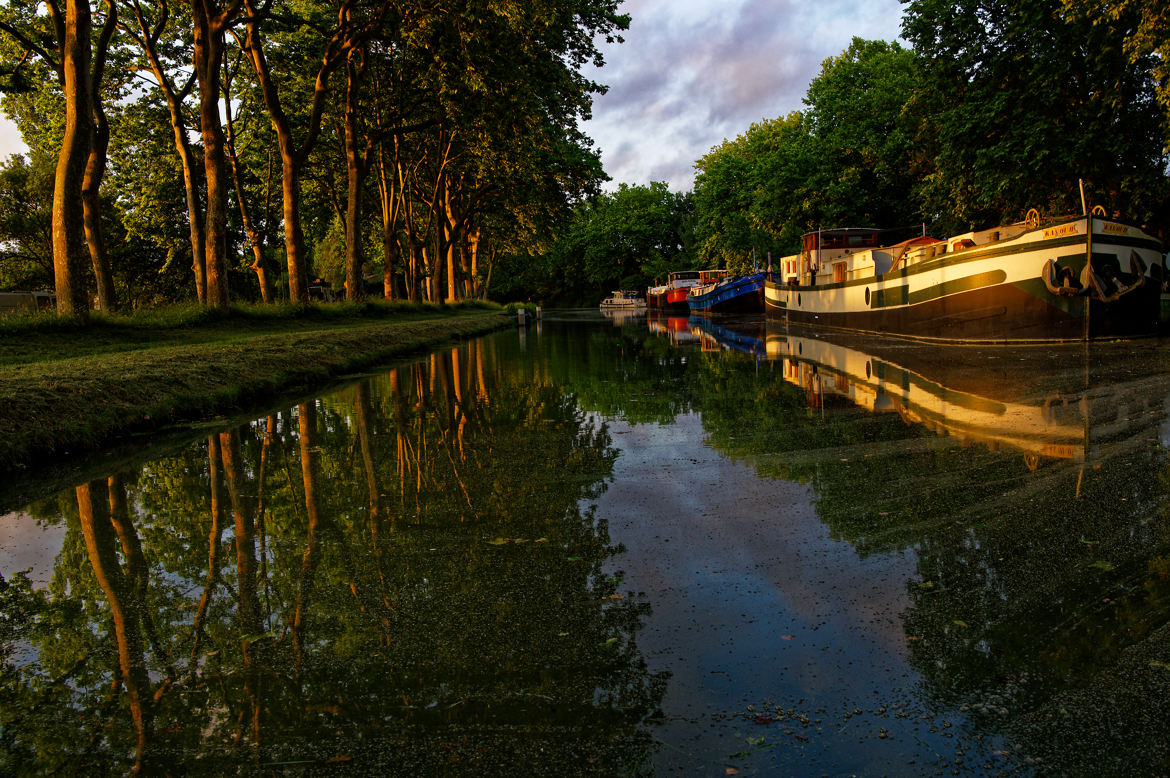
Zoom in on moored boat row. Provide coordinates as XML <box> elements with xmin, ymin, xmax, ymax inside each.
<box><xmin>609</xmin><ymin>210</ymin><xmax>1164</xmax><ymax>341</ymax></box>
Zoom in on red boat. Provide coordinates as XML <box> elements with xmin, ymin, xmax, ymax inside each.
<box><xmin>648</xmin><ymin>271</ymin><xmax>703</xmax><ymax>310</ymax></box>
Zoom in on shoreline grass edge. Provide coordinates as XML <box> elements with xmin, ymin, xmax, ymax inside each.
<box><xmin>0</xmin><ymin>310</ymin><xmax>511</xmax><ymax>474</ymax></box>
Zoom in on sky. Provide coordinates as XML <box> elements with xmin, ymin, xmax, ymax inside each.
<box><xmin>582</xmin><ymin>0</ymin><xmax>906</xmax><ymax>191</ymax></box>
<box><xmin>0</xmin><ymin>0</ymin><xmax>906</xmax><ymax>192</ymax></box>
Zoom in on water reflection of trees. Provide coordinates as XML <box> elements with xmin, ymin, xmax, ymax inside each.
<box><xmin>1</xmin><ymin>339</ymin><xmax>666</xmax><ymax>775</ymax></box>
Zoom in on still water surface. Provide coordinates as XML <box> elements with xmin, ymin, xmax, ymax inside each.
<box><xmin>3</xmin><ymin>311</ymin><xmax>1170</xmax><ymax>775</ymax></box>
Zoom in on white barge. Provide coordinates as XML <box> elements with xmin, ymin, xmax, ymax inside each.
<box><xmin>763</xmin><ymin>212</ymin><xmax>1164</xmax><ymax>341</ymax></box>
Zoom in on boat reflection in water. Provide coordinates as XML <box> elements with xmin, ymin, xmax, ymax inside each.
<box><xmin>645</xmin><ymin>310</ymin><xmax>699</xmax><ymax>345</ymax></box>
<box><xmin>765</xmin><ymin>326</ymin><xmax>1091</xmax><ymax>464</ymax></box>
<box><xmin>687</xmin><ymin>314</ymin><xmax>767</xmax><ymax>357</ymax></box>
<box><xmin>599</xmin><ymin>304</ymin><xmax>647</xmax><ymax>326</ymax></box>
<box><xmin>687</xmin><ymin>315</ymin><xmax>1164</xmax><ymax>468</ymax></box>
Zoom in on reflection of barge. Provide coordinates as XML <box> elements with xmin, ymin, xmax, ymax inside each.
<box><xmin>646</xmin><ymin>312</ymin><xmax>699</xmax><ymax>345</ymax></box>
<box><xmin>689</xmin><ymin>316</ymin><xmax>766</xmax><ymax>357</ymax></box>
<box><xmin>600</xmin><ymin>306</ymin><xmax>647</xmax><ymax>326</ymax></box>
<box><xmin>763</xmin><ymin>215</ymin><xmax>1165</xmax><ymax>342</ymax></box>
<box><xmin>762</xmin><ymin>323</ymin><xmax>1163</xmax><ymax>463</ymax></box>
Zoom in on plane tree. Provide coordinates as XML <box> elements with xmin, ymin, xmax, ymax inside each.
<box><xmin>902</xmin><ymin>0</ymin><xmax>1168</xmax><ymax>233</ymax></box>
<box><xmin>0</xmin><ymin>0</ymin><xmax>121</xmax><ymax>314</ymax></box>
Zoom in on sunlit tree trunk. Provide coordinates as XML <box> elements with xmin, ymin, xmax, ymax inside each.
<box><xmin>224</xmin><ymin>78</ymin><xmax>274</xmax><ymax>303</ymax></box>
<box><xmin>240</xmin><ymin>0</ymin><xmax>361</xmax><ymax>305</ymax></box>
<box><xmin>51</xmin><ymin>0</ymin><xmax>94</xmax><ymax>317</ymax></box>
<box><xmin>190</xmin><ymin>0</ymin><xmax>238</xmax><ymax>309</ymax></box>
<box><xmin>83</xmin><ymin>0</ymin><xmax>117</xmax><ymax>313</ymax></box>
<box><xmin>377</xmin><ymin>148</ymin><xmax>399</xmax><ymax>300</ymax></box>
<box><xmin>125</xmin><ymin>0</ymin><xmax>209</xmax><ymax>303</ymax></box>
<box><xmin>343</xmin><ymin>49</ymin><xmax>370</xmax><ymax>301</ymax></box>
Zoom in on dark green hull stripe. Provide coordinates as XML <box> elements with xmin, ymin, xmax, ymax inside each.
<box><xmin>870</xmin><ymin>269</ymin><xmax>1008</xmax><ymax>309</ymax></box>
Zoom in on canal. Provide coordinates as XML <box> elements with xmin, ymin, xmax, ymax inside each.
<box><xmin>2</xmin><ymin>310</ymin><xmax>1170</xmax><ymax>775</ymax></box>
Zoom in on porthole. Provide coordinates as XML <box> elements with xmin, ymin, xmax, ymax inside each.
<box><xmin>798</xmin><ymin>343</ymin><xmax>803</xmax><ymax>355</ymax></box>
<box><xmin>865</xmin><ymin>287</ymin><xmax>870</xmax><ymax>305</ymax></box>
<box><xmin>797</xmin><ymin>293</ymin><xmax>802</xmax><ymax>306</ymax></box>
<box><xmin>866</xmin><ymin>361</ymin><xmax>871</xmax><ymax>379</ymax></box>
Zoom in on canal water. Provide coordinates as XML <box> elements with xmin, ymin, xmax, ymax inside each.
<box><xmin>3</xmin><ymin>310</ymin><xmax>1170</xmax><ymax>775</ymax></box>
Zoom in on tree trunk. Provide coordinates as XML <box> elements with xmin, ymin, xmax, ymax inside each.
<box><xmin>84</xmin><ymin>101</ymin><xmax>116</xmax><ymax>312</ymax></box>
<box><xmin>443</xmin><ymin>178</ymin><xmax>458</xmax><ymax>302</ymax></box>
<box><xmin>52</xmin><ymin>0</ymin><xmax>94</xmax><ymax>317</ymax></box>
<box><xmin>343</xmin><ymin>52</ymin><xmax>366</xmax><ymax>301</ymax></box>
<box><xmin>191</xmin><ymin>0</ymin><xmax>231</xmax><ymax>309</ymax></box>
<box><xmin>83</xmin><ymin>0</ymin><xmax>118</xmax><ymax>313</ymax></box>
<box><xmin>468</xmin><ymin>228</ymin><xmax>480</xmax><ymax>298</ymax></box>
<box><xmin>224</xmin><ymin>82</ymin><xmax>274</xmax><ymax>303</ymax></box>
<box><xmin>241</xmin><ymin>0</ymin><xmax>352</xmax><ymax>305</ymax></box>
<box><xmin>376</xmin><ymin>145</ymin><xmax>398</xmax><ymax>300</ymax></box>
<box><xmin>155</xmin><ymin>76</ymin><xmax>207</xmax><ymax>302</ymax></box>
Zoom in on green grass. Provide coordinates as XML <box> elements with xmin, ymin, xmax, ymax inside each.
<box><xmin>0</xmin><ymin>299</ymin><xmax>501</xmax><ymax>366</ymax></box>
<box><xmin>0</xmin><ymin>301</ymin><xmax>509</xmax><ymax>471</ymax></box>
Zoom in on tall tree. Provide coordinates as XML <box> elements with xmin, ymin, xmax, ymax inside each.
<box><xmin>237</xmin><ymin>0</ymin><xmax>380</xmax><ymax>304</ymax></box>
<box><xmin>1061</xmin><ymin>0</ymin><xmax>1170</xmax><ymax>140</ymax></box>
<box><xmin>903</xmin><ymin>0</ymin><xmax>1168</xmax><ymax>232</ymax></box>
<box><xmin>83</xmin><ymin>0</ymin><xmax>118</xmax><ymax>312</ymax></box>
<box><xmin>0</xmin><ymin>0</ymin><xmax>115</xmax><ymax>314</ymax></box>
<box><xmin>801</xmin><ymin>38</ymin><xmax>920</xmax><ymax>230</ymax></box>
<box><xmin>121</xmin><ymin>0</ymin><xmax>209</xmax><ymax>303</ymax></box>
<box><xmin>189</xmin><ymin>0</ymin><xmax>243</xmax><ymax>309</ymax></box>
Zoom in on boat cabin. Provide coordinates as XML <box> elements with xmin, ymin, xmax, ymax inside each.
<box><xmin>773</xmin><ymin>231</ymin><xmax>960</xmax><ymax>285</ymax></box>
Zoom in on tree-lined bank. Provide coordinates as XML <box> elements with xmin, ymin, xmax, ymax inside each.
<box><xmin>0</xmin><ymin>0</ymin><xmax>1166</xmax><ymax>309</ymax></box>
<box><xmin>0</xmin><ymin>0</ymin><xmax>628</xmax><ymax>312</ymax></box>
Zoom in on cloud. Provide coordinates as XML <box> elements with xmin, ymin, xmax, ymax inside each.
<box><xmin>584</xmin><ymin>0</ymin><xmax>905</xmax><ymax>190</ymax></box>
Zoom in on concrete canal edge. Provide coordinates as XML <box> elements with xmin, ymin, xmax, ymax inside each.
<box><xmin>0</xmin><ymin>313</ymin><xmax>511</xmax><ymax>474</ymax></box>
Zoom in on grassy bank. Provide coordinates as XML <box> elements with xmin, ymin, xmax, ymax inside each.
<box><xmin>0</xmin><ymin>301</ymin><xmax>510</xmax><ymax>472</ymax></box>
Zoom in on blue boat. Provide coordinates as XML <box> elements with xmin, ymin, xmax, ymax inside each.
<box><xmin>687</xmin><ymin>271</ymin><xmax>766</xmax><ymax>314</ymax></box>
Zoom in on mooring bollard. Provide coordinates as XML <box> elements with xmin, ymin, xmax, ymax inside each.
<box><xmin>517</xmin><ymin>308</ymin><xmax>529</xmax><ymax>327</ymax></box>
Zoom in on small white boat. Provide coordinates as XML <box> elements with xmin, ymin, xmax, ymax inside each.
<box><xmin>600</xmin><ymin>290</ymin><xmax>647</xmax><ymax>310</ymax></box>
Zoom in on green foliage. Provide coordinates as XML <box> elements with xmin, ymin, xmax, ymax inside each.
<box><xmin>694</xmin><ymin>113</ymin><xmax>813</xmax><ymax>268</ymax></box>
<box><xmin>688</xmin><ymin>13</ymin><xmax>1168</xmax><ymax>266</ymax></box>
<box><xmin>0</xmin><ymin>151</ymin><xmax>52</xmax><ymax>291</ymax></box>
<box><xmin>694</xmin><ymin>39</ymin><xmax>922</xmax><ymax>267</ymax></box>
<box><xmin>802</xmin><ymin>39</ymin><xmax>920</xmax><ymax>229</ymax></box>
<box><xmin>902</xmin><ymin>0</ymin><xmax>1169</xmax><ymax>232</ymax></box>
<box><xmin>531</xmin><ymin>182</ymin><xmax>694</xmax><ymax>304</ymax></box>
<box><xmin>1061</xmin><ymin>0</ymin><xmax>1170</xmax><ymax>145</ymax></box>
